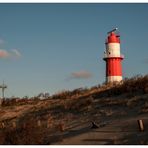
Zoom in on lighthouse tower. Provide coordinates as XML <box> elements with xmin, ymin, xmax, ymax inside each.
<box><xmin>103</xmin><ymin>28</ymin><xmax>124</xmax><ymax>83</ymax></box>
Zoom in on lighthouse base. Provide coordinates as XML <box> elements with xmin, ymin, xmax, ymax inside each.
<box><xmin>106</xmin><ymin>76</ymin><xmax>122</xmax><ymax>83</ymax></box>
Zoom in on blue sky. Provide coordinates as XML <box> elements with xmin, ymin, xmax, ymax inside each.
<box><xmin>0</xmin><ymin>3</ymin><xmax>147</xmax><ymax>97</ymax></box>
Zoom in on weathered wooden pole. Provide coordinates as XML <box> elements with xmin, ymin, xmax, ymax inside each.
<box><xmin>137</xmin><ymin>119</ymin><xmax>144</xmax><ymax>132</ymax></box>
<box><xmin>47</xmin><ymin>119</ymin><xmax>51</xmax><ymax>128</ymax></box>
<box><xmin>37</xmin><ymin>120</ymin><xmax>41</xmax><ymax>127</ymax></box>
<box><xmin>1</xmin><ymin>122</ymin><xmax>5</xmax><ymax>128</ymax></box>
<box><xmin>12</xmin><ymin>121</ymin><xmax>16</xmax><ymax>128</ymax></box>
<box><xmin>59</xmin><ymin>122</ymin><xmax>64</xmax><ymax>132</ymax></box>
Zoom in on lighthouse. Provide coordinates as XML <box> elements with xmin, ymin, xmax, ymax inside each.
<box><xmin>103</xmin><ymin>28</ymin><xmax>124</xmax><ymax>83</ymax></box>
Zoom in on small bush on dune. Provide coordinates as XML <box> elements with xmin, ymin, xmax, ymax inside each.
<box><xmin>64</xmin><ymin>96</ymin><xmax>93</xmax><ymax>113</ymax></box>
<box><xmin>2</xmin><ymin>127</ymin><xmax>45</xmax><ymax>144</ymax></box>
<box><xmin>97</xmin><ymin>75</ymin><xmax>148</xmax><ymax>98</ymax></box>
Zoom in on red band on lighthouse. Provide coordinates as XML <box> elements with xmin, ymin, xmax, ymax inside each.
<box><xmin>103</xmin><ymin>29</ymin><xmax>124</xmax><ymax>83</ymax></box>
<box><xmin>107</xmin><ymin>32</ymin><xmax>120</xmax><ymax>43</ymax></box>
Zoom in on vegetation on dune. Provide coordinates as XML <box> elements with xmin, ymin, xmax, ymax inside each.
<box><xmin>0</xmin><ymin>74</ymin><xmax>147</xmax><ymax>144</ymax></box>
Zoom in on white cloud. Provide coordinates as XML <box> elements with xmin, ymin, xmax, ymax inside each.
<box><xmin>70</xmin><ymin>70</ymin><xmax>92</xmax><ymax>79</ymax></box>
<box><xmin>11</xmin><ymin>49</ymin><xmax>21</xmax><ymax>57</ymax></box>
<box><xmin>0</xmin><ymin>49</ymin><xmax>9</xmax><ymax>58</ymax></box>
<box><xmin>0</xmin><ymin>49</ymin><xmax>21</xmax><ymax>59</ymax></box>
<box><xmin>0</xmin><ymin>38</ymin><xmax>21</xmax><ymax>59</ymax></box>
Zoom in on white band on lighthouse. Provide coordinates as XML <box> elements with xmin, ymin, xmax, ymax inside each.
<box><xmin>106</xmin><ymin>76</ymin><xmax>122</xmax><ymax>83</ymax></box>
<box><xmin>106</xmin><ymin>43</ymin><xmax>120</xmax><ymax>57</ymax></box>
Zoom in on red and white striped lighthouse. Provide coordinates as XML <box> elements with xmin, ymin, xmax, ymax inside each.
<box><xmin>103</xmin><ymin>28</ymin><xmax>124</xmax><ymax>83</ymax></box>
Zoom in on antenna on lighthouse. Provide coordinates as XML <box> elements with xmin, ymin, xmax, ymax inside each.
<box><xmin>107</xmin><ymin>28</ymin><xmax>118</xmax><ymax>34</ymax></box>
<box><xmin>0</xmin><ymin>81</ymin><xmax>7</xmax><ymax>100</ymax></box>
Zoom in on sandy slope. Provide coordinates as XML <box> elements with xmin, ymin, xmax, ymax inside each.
<box><xmin>52</xmin><ymin>114</ymin><xmax>148</xmax><ymax>145</ymax></box>
<box><xmin>0</xmin><ymin>75</ymin><xmax>147</xmax><ymax>144</ymax></box>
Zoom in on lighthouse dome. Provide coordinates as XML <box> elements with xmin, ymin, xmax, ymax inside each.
<box><xmin>107</xmin><ymin>32</ymin><xmax>120</xmax><ymax>43</ymax></box>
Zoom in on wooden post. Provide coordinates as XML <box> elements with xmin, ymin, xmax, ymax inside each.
<box><xmin>138</xmin><ymin>119</ymin><xmax>144</xmax><ymax>132</ymax></box>
<box><xmin>59</xmin><ymin>122</ymin><xmax>64</xmax><ymax>132</ymax></box>
<box><xmin>1</xmin><ymin>122</ymin><xmax>5</xmax><ymax>128</ymax></box>
<box><xmin>12</xmin><ymin>122</ymin><xmax>16</xmax><ymax>128</ymax></box>
<box><xmin>47</xmin><ymin>119</ymin><xmax>51</xmax><ymax>128</ymax></box>
<box><xmin>37</xmin><ymin>120</ymin><xmax>41</xmax><ymax>127</ymax></box>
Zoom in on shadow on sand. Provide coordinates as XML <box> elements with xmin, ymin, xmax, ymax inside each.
<box><xmin>82</xmin><ymin>138</ymin><xmax>113</xmax><ymax>144</ymax></box>
<box><xmin>49</xmin><ymin>126</ymin><xmax>92</xmax><ymax>144</ymax></box>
